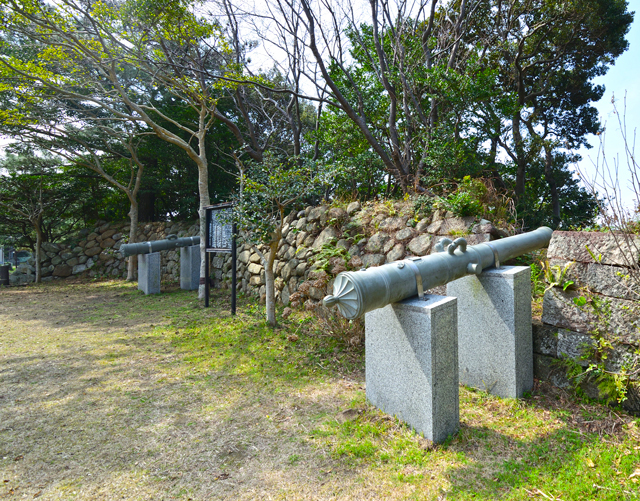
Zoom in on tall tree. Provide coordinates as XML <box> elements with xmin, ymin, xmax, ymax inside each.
<box><xmin>468</xmin><ymin>0</ymin><xmax>633</xmax><ymax>222</ymax></box>
<box><xmin>0</xmin><ymin>153</ymin><xmax>84</xmax><ymax>282</ymax></box>
<box><xmin>0</xmin><ymin>0</ymin><xmax>239</xmax><ymax>296</ymax></box>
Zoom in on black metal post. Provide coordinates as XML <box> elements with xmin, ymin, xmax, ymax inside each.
<box><xmin>204</xmin><ymin>208</ymin><xmax>211</xmax><ymax>308</ymax></box>
<box><xmin>231</xmin><ymin>223</ymin><xmax>237</xmax><ymax>315</ymax></box>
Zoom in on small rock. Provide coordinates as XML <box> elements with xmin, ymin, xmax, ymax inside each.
<box><xmin>378</xmin><ymin>216</ymin><xmax>408</xmax><ymax>232</ymax></box>
<box><xmin>328</xmin><ymin>207</ymin><xmax>347</xmax><ymax>221</ymax></box>
<box><xmin>72</xmin><ymin>264</ymin><xmax>87</xmax><ymax>275</ymax></box>
<box><xmin>248</xmin><ymin>263</ymin><xmax>263</xmax><ymax>274</ymax></box>
<box><xmin>295</xmin><ymin>262</ymin><xmax>307</xmax><ymax>276</ymax></box>
<box><xmin>348</xmin><ymin>256</ymin><xmax>363</xmax><ymax>269</ymax></box>
<box><xmin>313</xmin><ymin>226</ymin><xmax>339</xmax><ymax>249</ymax></box>
<box><xmin>408</xmin><ymin>234</ymin><xmax>432</xmax><ymax>256</ymax></box>
<box><xmin>101</xmin><ymin>229</ymin><xmax>117</xmax><ymax>239</ymax></box>
<box><xmin>238</xmin><ymin>250</ymin><xmax>251</xmax><ymax>264</ymax></box>
<box><xmin>382</xmin><ymin>239</ymin><xmax>396</xmax><ymax>254</ymax></box>
<box><xmin>84</xmin><ymin>245</ymin><xmax>102</xmax><ymax>257</ymax></box>
<box><xmin>336</xmin><ymin>239</ymin><xmax>350</xmax><ymax>250</ymax></box>
<box><xmin>66</xmin><ymin>258</ymin><xmax>79</xmax><ymax>267</ymax></box>
<box><xmin>362</xmin><ymin>254</ymin><xmax>385</xmax><ymax>268</ymax></box>
<box><xmin>307</xmin><ymin>205</ymin><xmax>328</xmax><ymax>222</ymax></box>
<box><xmin>346</xmin><ymin>201</ymin><xmax>361</xmax><ymax>215</ymax></box>
<box><xmin>296</xmin><ymin>231</ymin><xmax>308</xmax><ymax>247</ymax></box>
<box><xmin>395</xmin><ymin>228</ymin><xmax>415</xmax><ymax>242</ymax></box>
<box><xmin>365</xmin><ymin>232</ymin><xmax>391</xmax><ymax>253</ymax></box>
<box><xmin>415</xmin><ymin>217</ymin><xmax>431</xmax><ymax>233</ymax></box>
<box><xmin>52</xmin><ymin>265</ymin><xmax>72</xmax><ymax>277</ymax></box>
<box><xmin>386</xmin><ymin>243</ymin><xmax>405</xmax><ymax>263</ymax></box>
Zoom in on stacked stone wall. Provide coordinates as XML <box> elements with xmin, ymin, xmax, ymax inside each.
<box><xmin>533</xmin><ymin>231</ymin><xmax>640</xmax><ymax>412</ymax></box>
<box><xmin>9</xmin><ymin>220</ymin><xmax>198</xmax><ymax>285</ymax></box>
<box><xmin>209</xmin><ymin>200</ymin><xmax>507</xmax><ymax>304</ymax></box>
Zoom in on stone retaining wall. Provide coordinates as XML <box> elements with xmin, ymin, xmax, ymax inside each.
<box><xmin>533</xmin><ymin>231</ymin><xmax>640</xmax><ymax>412</ymax></box>
<box><xmin>209</xmin><ymin>200</ymin><xmax>507</xmax><ymax>304</ymax></box>
<box><xmin>9</xmin><ymin>220</ymin><xmax>199</xmax><ymax>285</ymax></box>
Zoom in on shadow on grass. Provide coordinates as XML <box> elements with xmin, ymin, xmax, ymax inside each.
<box><xmin>2</xmin><ymin>281</ymin><xmax>637</xmax><ymax>500</ymax></box>
<box><xmin>443</xmin><ymin>421</ymin><xmax>638</xmax><ymax>500</ymax></box>
<box><xmin>0</xmin><ymin>282</ymin><xmax>362</xmax><ymax>499</ymax></box>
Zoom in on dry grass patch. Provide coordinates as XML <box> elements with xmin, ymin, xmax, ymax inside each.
<box><xmin>1</xmin><ymin>280</ymin><xmax>639</xmax><ymax>500</ymax></box>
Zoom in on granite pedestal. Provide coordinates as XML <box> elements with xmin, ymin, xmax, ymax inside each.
<box><xmin>138</xmin><ymin>252</ymin><xmax>161</xmax><ymax>295</ymax></box>
<box><xmin>446</xmin><ymin>266</ymin><xmax>532</xmax><ymax>398</ymax></box>
<box><xmin>365</xmin><ymin>295</ymin><xmax>459</xmax><ymax>443</ymax></box>
<box><xmin>180</xmin><ymin>245</ymin><xmax>200</xmax><ymax>291</ymax></box>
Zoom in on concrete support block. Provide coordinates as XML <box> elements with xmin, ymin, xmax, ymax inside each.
<box><xmin>365</xmin><ymin>295</ymin><xmax>459</xmax><ymax>443</ymax></box>
<box><xmin>138</xmin><ymin>252</ymin><xmax>161</xmax><ymax>295</ymax></box>
<box><xmin>447</xmin><ymin>266</ymin><xmax>532</xmax><ymax>398</ymax></box>
<box><xmin>180</xmin><ymin>245</ymin><xmax>200</xmax><ymax>291</ymax></box>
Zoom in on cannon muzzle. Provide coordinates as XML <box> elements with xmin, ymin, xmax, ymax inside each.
<box><xmin>323</xmin><ymin>226</ymin><xmax>552</xmax><ymax>319</ymax></box>
<box><xmin>120</xmin><ymin>234</ymin><xmax>200</xmax><ymax>257</ymax></box>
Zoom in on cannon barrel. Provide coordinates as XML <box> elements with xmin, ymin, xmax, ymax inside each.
<box><xmin>120</xmin><ymin>234</ymin><xmax>200</xmax><ymax>257</ymax></box>
<box><xmin>323</xmin><ymin>226</ymin><xmax>553</xmax><ymax>320</ymax></box>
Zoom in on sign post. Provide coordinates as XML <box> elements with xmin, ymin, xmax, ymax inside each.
<box><xmin>204</xmin><ymin>202</ymin><xmax>236</xmax><ymax>314</ymax></box>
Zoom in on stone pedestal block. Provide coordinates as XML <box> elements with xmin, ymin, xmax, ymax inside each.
<box><xmin>365</xmin><ymin>295</ymin><xmax>459</xmax><ymax>443</ymax></box>
<box><xmin>180</xmin><ymin>245</ymin><xmax>200</xmax><ymax>291</ymax></box>
<box><xmin>447</xmin><ymin>266</ymin><xmax>532</xmax><ymax>398</ymax></box>
<box><xmin>138</xmin><ymin>252</ymin><xmax>161</xmax><ymax>295</ymax></box>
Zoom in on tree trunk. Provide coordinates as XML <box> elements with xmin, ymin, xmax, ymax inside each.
<box><xmin>513</xmin><ymin>113</ymin><xmax>527</xmax><ymax>197</ymax></box>
<box><xmin>544</xmin><ymin>145</ymin><xmax>561</xmax><ymax>228</ymax></box>
<box><xmin>196</xmin><ymin>165</ymin><xmax>210</xmax><ymax>299</ymax></box>
<box><xmin>34</xmin><ymin>219</ymin><xmax>43</xmax><ymax>284</ymax></box>
<box><xmin>264</xmin><ymin>240</ymin><xmax>278</xmax><ymax>327</ymax></box>
<box><xmin>127</xmin><ymin>200</ymin><xmax>139</xmax><ymax>281</ymax></box>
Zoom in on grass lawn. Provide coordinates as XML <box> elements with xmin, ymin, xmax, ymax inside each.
<box><xmin>0</xmin><ymin>280</ymin><xmax>638</xmax><ymax>500</ymax></box>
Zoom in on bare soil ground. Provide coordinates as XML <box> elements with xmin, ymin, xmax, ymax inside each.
<box><xmin>1</xmin><ymin>280</ymin><xmax>638</xmax><ymax>500</ymax></box>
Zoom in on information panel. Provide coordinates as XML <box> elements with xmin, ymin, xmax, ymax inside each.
<box><xmin>204</xmin><ymin>202</ymin><xmax>236</xmax><ymax>314</ymax></box>
<box><xmin>207</xmin><ymin>206</ymin><xmax>233</xmax><ymax>252</ymax></box>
